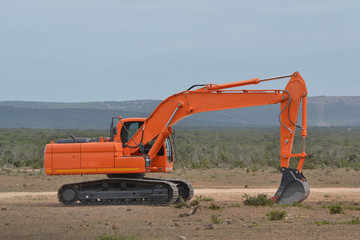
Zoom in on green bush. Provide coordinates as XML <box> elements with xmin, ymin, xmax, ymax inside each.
<box><xmin>329</xmin><ymin>205</ymin><xmax>345</xmax><ymax>214</ymax></box>
<box><xmin>200</xmin><ymin>196</ymin><xmax>214</xmax><ymax>202</ymax></box>
<box><xmin>189</xmin><ymin>197</ymin><xmax>200</xmax><ymax>207</ymax></box>
<box><xmin>243</xmin><ymin>194</ymin><xmax>273</xmax><ymax>206</ymax></box>
<box><xmin>174</xmin><ymin>197</ymin><xmax>188</xmax><ymax>209</ymax></box>
<box><xmin>266</xmin><ymin>210</ymin><xmax>287</xmax><ymax>220</ymax></box>
<box><xmin>209</xmin><ymin>202</ymin><xmax>221</xmax><ymax>210</ymax></box>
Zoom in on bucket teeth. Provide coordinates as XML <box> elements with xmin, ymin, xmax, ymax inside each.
<box><xmin>272</xmin><ymin>167</ymin><xmax>310</xmax><ymax>204</ymax></box>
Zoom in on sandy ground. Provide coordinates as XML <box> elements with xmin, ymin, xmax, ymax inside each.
<box><xmin>1</xmin><ymin>169</ymin><xmax>360</xmax><ymax>240</ymax></box>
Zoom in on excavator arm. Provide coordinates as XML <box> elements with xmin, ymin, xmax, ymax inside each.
<box><xmin>123</xmin><ymin>72</ymin><xmax>309</xmax><ymax>203</ymax></box>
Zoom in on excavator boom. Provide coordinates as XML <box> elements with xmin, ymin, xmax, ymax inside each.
<box><xmin>44</xmin><ymin>71</ymin><xmax>309</xmax><ymax>205</ymax></box>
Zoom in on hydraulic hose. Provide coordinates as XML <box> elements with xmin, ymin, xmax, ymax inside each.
<box><xmin>279</xmin><ymin>90</ymin><xmax>303</xmax><ymax>133</ymax></box>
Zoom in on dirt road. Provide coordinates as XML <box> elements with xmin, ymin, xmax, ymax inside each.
<box><xmin>1</xmin><ymin>188</ymin><xmax>360</xmax><ymax>201</ymax></box>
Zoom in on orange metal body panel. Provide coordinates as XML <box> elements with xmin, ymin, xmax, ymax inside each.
<box><xmin>44</xmin><ymin>144</ymin><xmax>53</xmax><ymax>174</ymax></box>
<box><xmin>80</xmin><ymin>142</ymin><xmax>115</xmax><ymax>168</ymax></box>
<box><xmin>150</xmin><ymin>154</ymin><xmax>173</xmax><ymax>172</ymax></box>
<box><xmin>278</xmin><ymin>73</ymin><xmax>307</xmax><ymax>170</ymax></box>
<box><xmin>45</xmin><ymin>141</ymin><xmax>145</xmax><ymax>175</ymax></box>
<box><xmin>114</xmin><ymin>156</ymin><xmax>146</xmax><ymax>171</ymax></box>
<box><xmin>44</xmin><ymin>139</ymin><xmax>170</xmax><ymax>175</ymax></box>
<box><xmin>52</xmin><ymin>143</ymin><xmax>81</xmax><ymax>169</ymax></box>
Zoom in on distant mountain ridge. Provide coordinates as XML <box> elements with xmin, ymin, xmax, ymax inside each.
<box><xmin>0</xmin><ymin>96</ymin><xmax>359</xmax><ymax>129</ymax></box>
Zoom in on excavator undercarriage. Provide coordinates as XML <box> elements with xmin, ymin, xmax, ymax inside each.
<box><xmin>58</xmin><ymin>177</ymin><xmax>193</xmax><ymax>206</ymax></box>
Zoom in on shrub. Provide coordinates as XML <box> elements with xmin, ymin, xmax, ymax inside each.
<box><xmin>211</xmin><ymin>215</ymin><xmax>222</xmax><ymax>224</ymax></box>
<box><xmin>189</xmin><ymin>197</ymin><xmax>200</xmax><ymax>207</ymax></box>
<box><xmin>243</xmin><ymin>194</ymin><xmax>273</xmax><ymax>206</ymax></box>
<box><xmin>266</xmin><ymin>210</ymin><xmax>287</xmax><ymax>220</ymax></box>
<box><xmin>209</xmin><ymin>202</ymin><xmax>221</xmax><ymax>210</ymax></box>
<box><xmin>329</xmin><ymin>205</ymin><xmax>344</xmax><ymax>214</ymax></box>
<box><xmin>200</xmin><ymin>196</ymin><xmax>214</xmax><ymax>202</ymax></box>
<box><xmin>174</xmin><ymin>197</ymin><xmax>188</xmax><ymax>209</ymax></box>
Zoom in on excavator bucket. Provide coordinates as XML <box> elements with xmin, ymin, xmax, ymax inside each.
<box><xmin>272</xmin><ymin>167</ymin><xmax>310</xmax><ymax>204</ymax></box>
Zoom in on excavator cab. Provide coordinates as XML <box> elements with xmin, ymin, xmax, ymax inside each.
<box><xmin>114</xmin><ymin>117</ymin><xmax>175</xmax><ymax>173</ymax></box>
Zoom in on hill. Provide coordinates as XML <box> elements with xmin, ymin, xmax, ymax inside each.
<box><xmin>0</xmin><ymin>96</ymin><xmax>360</xmax><ymax>129</ymax></box>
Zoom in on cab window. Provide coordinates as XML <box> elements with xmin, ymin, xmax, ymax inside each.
<box><xmin>120</xmin><ymin>121</ymin><xmax>144</xmax><ymax>144</ymax></box>
<box><xmin>165</xmin><ymin>137</ymin><xmax>173</xmax><ymax>163</ymax></box>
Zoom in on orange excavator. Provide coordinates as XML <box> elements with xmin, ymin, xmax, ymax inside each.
<box><xmin>44</xmin><ymin>72</ymin><xmax>309</xmax><ymax>205</ymax></box>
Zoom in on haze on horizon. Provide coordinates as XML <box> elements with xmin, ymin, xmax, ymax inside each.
<box><xmin>1</xmin><ymin>0</ymin><xmax>359</xmax><ymax>102</ymax></box>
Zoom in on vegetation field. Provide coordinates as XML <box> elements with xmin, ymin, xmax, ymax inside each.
<box><xmin>0</xmin><ymin>126</ymin><xmax>359</xmax><ymax>170</ymax></box>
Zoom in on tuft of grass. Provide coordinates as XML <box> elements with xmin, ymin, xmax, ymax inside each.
<box><xmin>189</xmin><ymin>198</ymin><xmax>200</xmax><ymax>207</ymax></box>
<box><xmin>187</xmin><ymin>196</ymin><xmax>219</xmax><ymax>207</ymax></box>
<box><xmin>200</xmin><ymin>196</ymin><xmax>214</xmax><ymax>202</ymax></box>
<box><xmin>174</xmin><ymin>197</ymin><xmax>188</xmax><ymax>209</ymax></box>
<box><xmin>343</xmin><ymin>217</ymin><xmax>360</xmax><ymax>225</ymax></box>
<box><xmin>243</xmin><ymin>194</ymin><xmax>273</xmax><ymax>206</ymax></box>
<box><xmin>316</xmin><ymin>218</ymin><xmax>360</xmax><ymax>225</ymax></box>
<box><xmin>315</xmin><ymin>220</ymin><xmax>332</xmax><ymax>225</ymax></box>
<box><xmin>231</xmin><ymin>203</ymin><xmax>241</xmax><ymax>208</ymax></box>
<box><xmin>176</xmin><ymin>196</ymin><xmax>217</xmax><ymax>208</ymax></box>
<box><xmin>210</xmin><ymin>214</ymin><xmax>222</xmax><ymax>224</ymax></box>
<box><xmin>323</xmin><ymin>204</ymin><xmax>360</xmax><ymax>212</ymax></box>
<box><xmin>266</xmin><ymin>210</ymin><xmax>287</xmax><ymax>221</ymax></box>
<box><xmin>209</xmin><ymin>202</ymin><xmax>221</xmax><ymax>210</ymax></box>
<box><xmin>281</xmin><ymin>202</ymin><xmax>312</xmax><ymax>209</ymax></box>
<box><xmin>94</xmin><ymin>233</ymin><xmax>137</xmax><ymax>240</ymax></box>
<box><xmin>329</xmin><ymin>205</ymin><xmax>345</xmax><ymax>214</ymax></box>
<box><xmin>344</xmin><ymin>206</ymin><xmax>360</xmax><ymax>211</ymax></box>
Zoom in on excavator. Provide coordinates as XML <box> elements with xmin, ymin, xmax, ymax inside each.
<box><xmin>44</xmin><ymin>72</ymin><xmax>309</xmax><ymax>205</ymax></box>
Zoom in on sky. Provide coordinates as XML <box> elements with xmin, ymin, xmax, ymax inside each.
<box><xmin>0</xmin><ymin>0</ymin><xmax>359</xmax><ymax>102</ymax></box>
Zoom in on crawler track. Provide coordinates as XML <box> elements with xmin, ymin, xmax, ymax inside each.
<box><xmin>54</xmin><ymin>169</ymin><xmax>309</xmax><ymax>206</ymax></box>
<box><xmin>57</xmin><ymin>178</ymin><xmax>180</xmax><ymax>206</ymax></box>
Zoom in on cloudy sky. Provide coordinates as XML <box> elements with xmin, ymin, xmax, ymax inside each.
<box><xmin>0</xmin><ymin>0</ymin><xmax>359</xmax><ymax>102</ymax></box>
